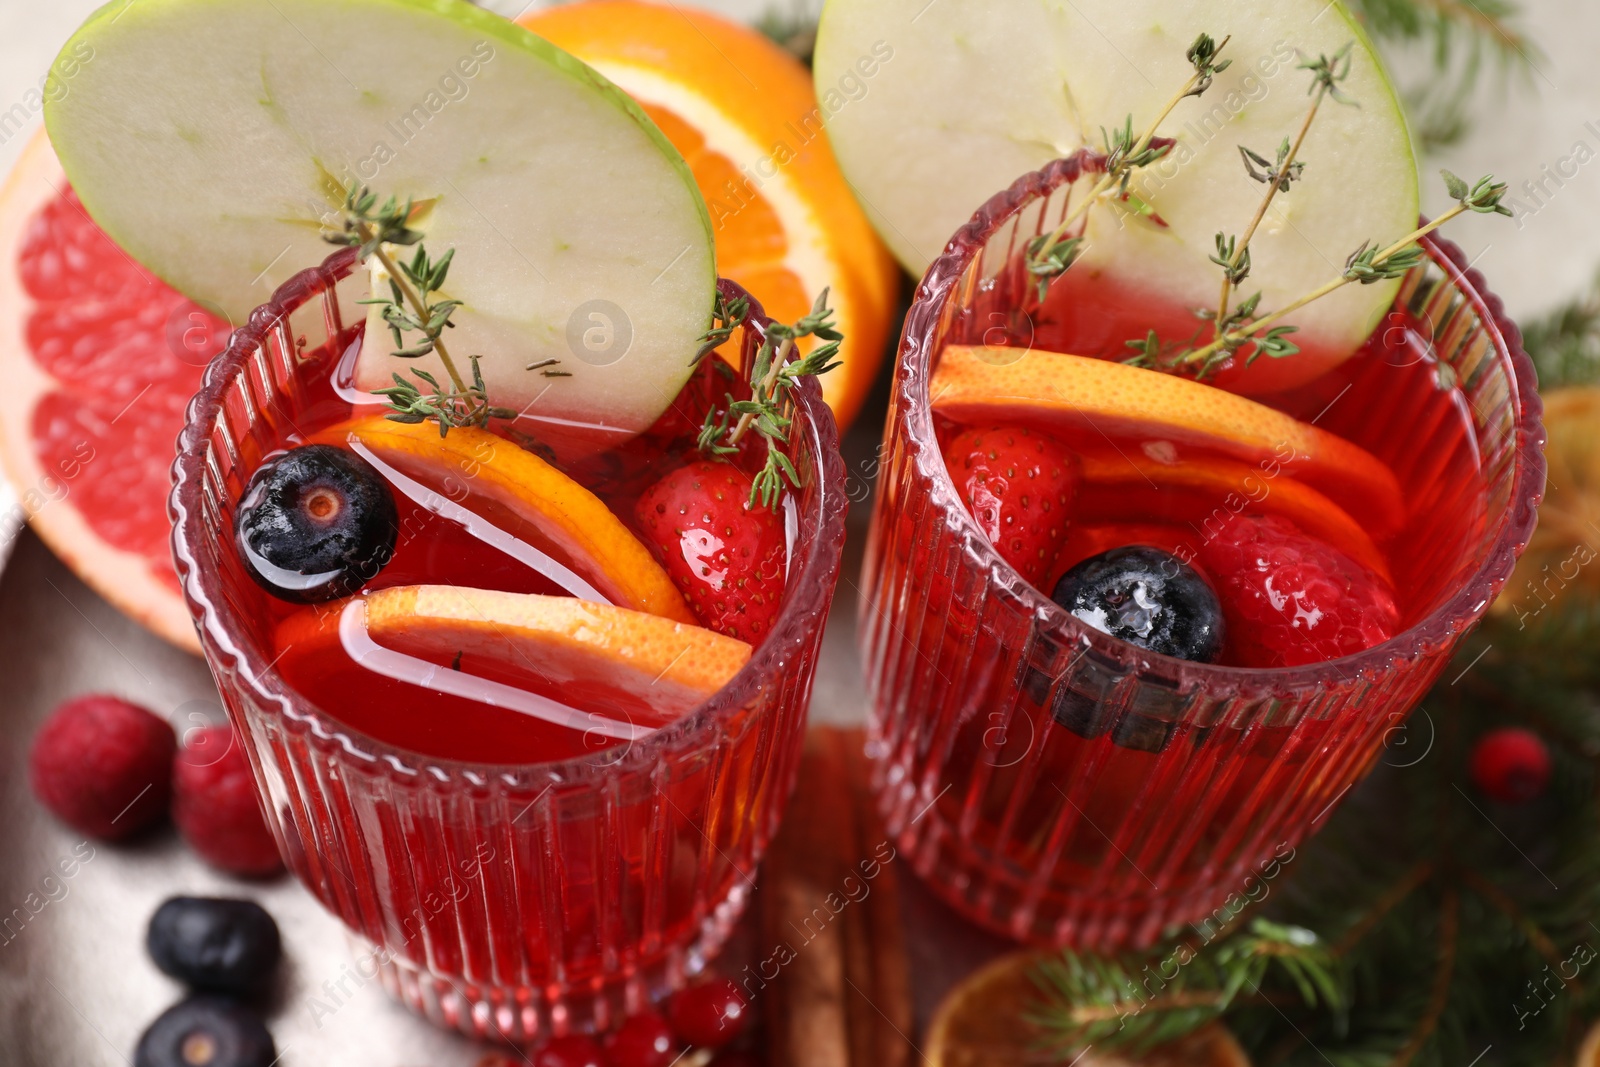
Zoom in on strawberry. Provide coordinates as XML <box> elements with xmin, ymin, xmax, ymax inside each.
<box><xmin>1198</xmin><ymin>512</ymin><xmax>1399</xmax><ymax>668</ymax></box>
<box><xmin>942</xmin><ymin>425</ymin><xmax>1078</xmax><ymax>588</ymax></box>
<box><xmin>635</xmin><ymin>460</ymin><xmax>787</xmax><ymax>642</ymax></box>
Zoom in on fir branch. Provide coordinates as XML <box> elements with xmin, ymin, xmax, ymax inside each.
<box><xmin>1391</xmin><ymin>890</ymin><xmax>1458</xmax><ymax>1067</ymax></box>
<box><xmin>754</xmin><ymin>1</ymin><xmax>817</xmax><ymax>66</ymax></box>
<box><xmin>1028</xmin><ymin>919</ymin><xmax>1341</xmax><ymax>1057</ymax></box>
<box><xmin>1025</xmin><ymin>33</ymin><xmax>1231</xmax><ymax>300</ymax></box>
<box><xmin>1346</xmin><ymin>0</ymin><xmax>1540</xmax><ymax>151</ymax></box>
<box><xmin>1521</xmin><ymin>271</ymin><xmax>1600</xmax><ymax>388</ymax></box>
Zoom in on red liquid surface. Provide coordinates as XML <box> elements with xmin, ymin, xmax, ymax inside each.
<box><xmin>225</xmin><ymin>341</ymin><xmax>761</xmax><ymax>766</ymax></box>
<box><xmin>913</xmin><ymin>289</ymin><xmax>1488</xmax><ymax>919</ymax></box>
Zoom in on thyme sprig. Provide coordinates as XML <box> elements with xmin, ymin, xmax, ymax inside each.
<box><xmin>1024</xmin><ymin>32</ymin><xmax>1232</xmax><ymax>301</ymax></box>
<box><xmin>1211</xmin><ymin>44</ymin><xmax>1355</xmax><ymax>333</ymax></box>
<box><xmin>325</xmin><ymin>183</ymin><xmax>515</xmax><ymax>434</ymax></box>
<box><xmin>697</xmin><ymin>288</ymin><xmax>842</xmax><ymax>510</ymax></box>
<box><xmin>374</xmin><ymin>356</ymin><xmax>515</xmax><ymax>436</ymax></box>
<box><xmin>1137</xmin><ymin>170</ymin><xmax>1510</xmax><ymax>376</ymax></box>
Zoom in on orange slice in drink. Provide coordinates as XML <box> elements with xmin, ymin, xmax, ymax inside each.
<box><xmin>309</xmin><ymin>417</ymin><xmax>693</xmax><ymax>625</ymax></box>
<box><xmin>275</xmin><ymin>586</ymin><xmax>750</xmax><ymax>733</ymax></box>
<box><xmin>1076</xmin><ymin>452</ymin><xmax>1391</xmax><ymax>582</ymax></box>
<box><xmin>931</xmin><ymin>345</ymin><xmax>1405</xmax><ymax>538</ymax></box>
<box><xmin>523</xmin><ymin>0</ymin><xmax>900</xmax><ymax>430</ymax></box>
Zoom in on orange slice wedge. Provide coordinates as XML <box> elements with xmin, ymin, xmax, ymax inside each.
<box><xmin>931</xmin><ymin>346</ymin><xmax>1405</xmax><ymax>537</ymax></box>
<box><xmin>1076</xmin><ymin>451</ymin><xmax>1392</xmax><ymax>582</ymax></box>
<box><xmin>310</xmin><ymin>417</ymin><xmax>693</xmax><ymax>624</ymax></box>
<box><xmin>275</xmin><ymin>586</ymin><xmax>750</xmax><ymax>732</ymax></box>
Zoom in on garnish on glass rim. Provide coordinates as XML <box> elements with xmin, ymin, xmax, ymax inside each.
<box><xmin>695</xmin><ymin>288</ymin><xmax>843</xmax><ymax>511</ymax></box>
<box><xmin>1126</xmin><ymin>169</ymin><xmax>1511</xmax><ymax>377</ymax></box>
<box><xmin>1025</xmin><ymin>32</ymin><xmax>1232</xmax><ymax>302</ymax></box>
<box><xmin>324</xmin><ymin>183</ymin><xmax>518</xmax><ymax>435</ymax></box>
<box><xmin>1208</xmin><ymin>44</ymin><xmax>1356</xmax><ymax>341</ymax></box>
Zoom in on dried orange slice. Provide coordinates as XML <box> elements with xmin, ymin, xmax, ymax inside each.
<box><xmin>310</xmin><ymin>417</ymin><xmax>693</xmax><ymax>624</ymax></box>
<box><xmin>1492</xmin><ymin>387</ymin><xmax>1600</xmax><ymax>618</ymax></box>
<box><xmin>523</xmin><ymin>0</ymin><xmax>900</xmax><ymax>430</ymax></box>
<box><xmin>1077</xmin><ymin>451</ymin><xmax>1391</xmax><ymax>582</ymax></box>
<box><xmin>926</xmin><ymin>950</ymin><xmax>1250</xmax><ymax>1067</ymax></box>
<box><xmin>931</xmin><ymin>346</ymin><xmax>1405</xmax><ymax>537</ymax></box>
<box><xmin>275</xmin><ymin>586</ymin><xmax>750</xmax><ymax>732</ymax></box>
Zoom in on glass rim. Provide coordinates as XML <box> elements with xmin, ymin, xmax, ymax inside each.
<box><xmin>898</xmin><ymin>149</ymin><xmax>1547</xmax><ymax>692</ymax></box>
<box><xmin>170</xmin><ymin>249</ymin><xmax>849</xmax><ymax>784</ymax></box>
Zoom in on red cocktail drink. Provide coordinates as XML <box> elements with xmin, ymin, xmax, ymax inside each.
<box><xmin>858</xmin><ymin>154</ymin><xmax>1543</xmax><ymax>949</ymax></box>
<box><xmin>171</xmin><ymin>250</ymin><xmax>846</xmax><ymax>1041</ymax></box>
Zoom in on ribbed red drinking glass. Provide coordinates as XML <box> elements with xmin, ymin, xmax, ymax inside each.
<box><xmin>170</xmin><ymin>250</ymin><xmax>847</xmax><ymax>1041</ymax></box>
<box><xmin>857</xmin><ymin>152</ymin><xmax>1545</xmax><ymax>949</ymax></box>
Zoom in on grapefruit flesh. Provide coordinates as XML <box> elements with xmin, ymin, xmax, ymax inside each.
<box><xmin>0</xmin><ymin>131</ymin><xmax>225</xmax><ymax>653</ymax></box>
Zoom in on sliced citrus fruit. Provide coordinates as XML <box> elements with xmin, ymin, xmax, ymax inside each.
<box><xmin>1076</xmin><ymin>451</ymin><xmax>1391</xmax><ymax>581</ymax></box>
<box><xmin>274</xmin><ymin>586</ymin><xmax>751</xmax><ymax>736</ymax></box>
<box><xmin>1492</xmin><ymin>386</ymin><xmax>1600</xmax><ymax>618</ymax></box>
<box><xmin>925</xmin><ymin>949</ymin><xmax>1250</xmax><ymax>1067</ymax></box>
<box><xmin>931</xmin><ymin>345</ymin><xmax>1405</xmax><ymax>537</ymax></box>
<box><xmin>46</xmin><ymin>0</ymin><xmax>716</xmax><ymax>448</ymax></box>
<box><xmin>309</xmin><ymin>416</ymin><xmax>694</xmax><ymax>625</ymax></box>
<box><xmin>523</xmin><ymin>0</ymin><xmax>900</xmax><ymax>430</ymax></box>
<box><xmin>0</xmin><ymin>130</ymin><xmax>225</xmax><ymax>654</ymax></box>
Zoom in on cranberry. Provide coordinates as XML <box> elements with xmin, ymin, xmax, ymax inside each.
<box><xmin>531</xmin><ymin>1034</ymin><xmax>605</xmax><ymax>1067</ymax></box>
<box><xmin>604</xmin><ymin>1011</ymin><xmax>676</xmax><ymax>1067</ymax></box>
<box><xmin>669</xmin><ymin>978</ymin><xmax>749</xmax><ymax>1049</ymax></box>
<box><xmin>1470</xmin><ymin>727</ymin><xmax>1552</xmax><ymax>804</ymax></box>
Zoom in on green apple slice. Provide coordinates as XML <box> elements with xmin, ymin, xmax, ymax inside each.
<box><xmin>813</xmin><ymin>0</ymin><xmax>1418</xmax><ymax>393</ymax></box>
<box><xmin>45</xmin><ymin>0</ymin><xmax>714</xmax><ymax>450</ymax></box>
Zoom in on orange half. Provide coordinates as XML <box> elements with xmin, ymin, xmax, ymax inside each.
<box><xmin>524</xmin><ymin>0</ymin><xmax>900</xmax><ymax>429</ymax></box>
<box><xmin>931</xmin><ymin>345</ymin><xmax>1405</xmax><ymax>537</ymax></box>
<box><xmin>276</xmin><ymin>586</ymin><xmax>750</xmax><ymax>730</ymax></box>
<box><xmin>311</xmin><ymin>417</ymin><xmax>693</xmax><ymax>624</ymax></box>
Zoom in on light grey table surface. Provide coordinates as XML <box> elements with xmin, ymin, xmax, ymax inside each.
<box><xmin>0</xmin><ymin>0</ymin><xmax>1596</xmax><ymax>1063</ymax></box>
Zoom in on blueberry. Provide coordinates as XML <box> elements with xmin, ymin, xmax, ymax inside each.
<box><xmin>134</xmin><ymin>997</ymin><xmax>275</xmax><ymax>1067</ymax></box>
<box><xmin>235</xmin><ymin>445</ymin><xmax>397</xmax><ymax>602</ymax></box>
<box><xmin>1051</xmin><ymin>546</ymin><xmax>1224</xmax><ymax>663</ymax></box>
<box><xmin>147</xmin><ymin>897</ymin><xmax>282</xmax><ymax>994</ymax></box>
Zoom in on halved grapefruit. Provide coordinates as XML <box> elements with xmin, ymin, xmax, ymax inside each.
<box><xmin>0</xmin><ymin>130</ymin><xmax>228</xmax><ymax>653</ymax></box>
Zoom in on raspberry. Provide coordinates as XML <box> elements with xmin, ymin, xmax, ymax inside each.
<box><xmin>1469</xmin><ymin>727</ymin><xmax>1551</xmax><ymax>804</ymax></box>
<box><xmin>172</xmin><ymin>727</ymin><xmax>284</xmax><ymax>877</ymax></box>
<box><xmin>1198</xmin><ymin>513</ymin><xmax>1399</xmax><ymax>668</ymax></box>
<box><xmin>29</xmin><ymin>694</ymin><xmax>175</xmax><ymax>839</ymax></box>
